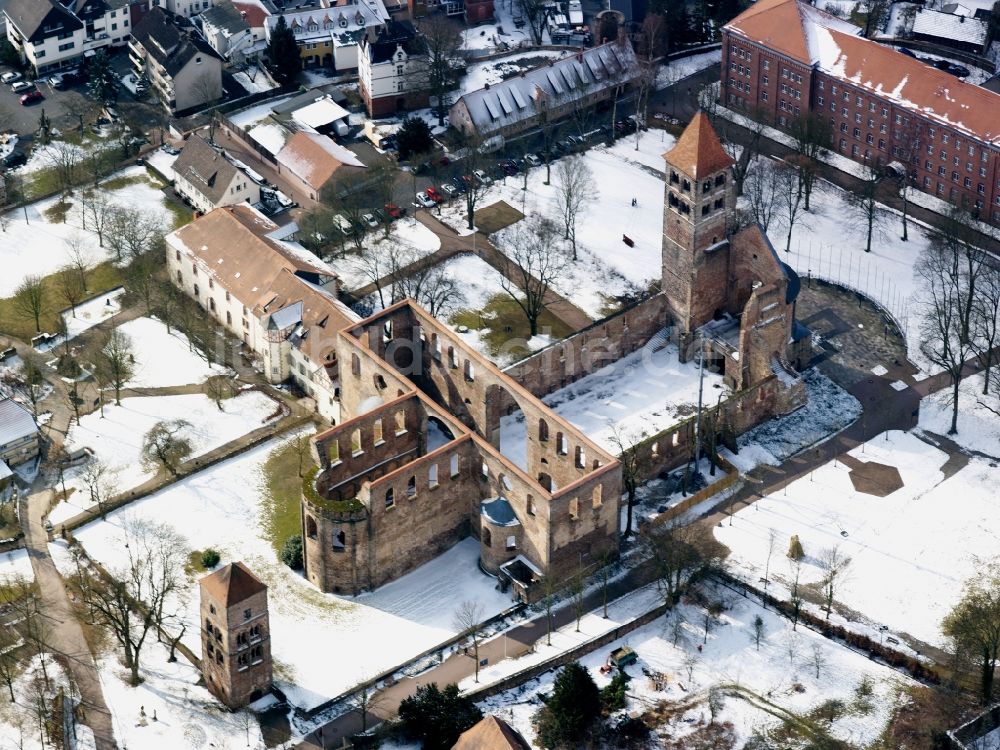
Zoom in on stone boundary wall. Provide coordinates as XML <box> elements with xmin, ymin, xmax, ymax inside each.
<box><xmin>504</xmin><ymin>295</ymin><xmax>669</xmax><ymax>399</ymax></box>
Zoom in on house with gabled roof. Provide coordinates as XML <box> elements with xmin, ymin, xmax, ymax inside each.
<box><xmin>263</xmin><ymin>0</ymin><xmax>389</xmax><ymax>71</ymax></box>
<box><xmin>721</xmin><ymin>0</ymin><xmax>1000</xmax><ymax>222</ymax></box>
<box><xmin>274</xmin><ymin>131</ymin><xmax>366</xmax><ymax>201</ymax></box>
<box><xmin>172</xmin><ymin>134</ymin><xmax>261</xmax><ymax>213</ymax></box>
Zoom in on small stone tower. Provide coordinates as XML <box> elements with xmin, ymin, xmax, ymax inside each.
<box><xmin>199</xmin><ymin>562</ymin><xmax>272</xmax><ymax>709</ymax></box>
<box><xmin>662</xmin><ymin>112</ymin><xmax>737</xmax><ymax>359</ymax></box>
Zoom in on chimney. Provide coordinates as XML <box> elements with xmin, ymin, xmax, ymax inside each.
<box><xmin>484</xmin><ymin>81</ymin><xmax>490</xmax><ymax>89</ymax></box>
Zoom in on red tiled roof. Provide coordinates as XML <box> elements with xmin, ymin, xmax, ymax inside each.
<box><xmin>200</xmin><ymin>562</ymin><xmax>266</xmax><ymax>606</ymax></box>
<box><xmin>232</xmin><ymin>0</ymin><xmax>269</xmax><ymax>27</ymax></box>
<box><xmin>663</xmin><ymin>111</ymin><xmax>734</xmax><ymax>179</ymax></box>
<box><xmin>724</xmin><ymin>0</ymin><xmax>1000</xmax><ymax>145</ymax></box>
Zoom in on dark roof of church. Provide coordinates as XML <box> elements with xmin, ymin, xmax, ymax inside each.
<box><xmin>200</xmin><ymin>562</ymin><xmax>266</xmax><ymax>605</ymax></box>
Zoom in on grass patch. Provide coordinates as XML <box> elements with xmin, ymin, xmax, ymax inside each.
<box><xmin>474</xmin><ymin>200</ymin><xmax>524</xmax><ymax>234</ymax></box>
<box><xmin>0</xmin><ymin>260</ymin><xmax>124</xmax><ymax>340</ymax></box>
<box><xmin>260</xmin><ymin>435</ymin><xmax>314</xmax><ymax>556</ymax></box>
<box><xmin>162</xmin><ymin>192</ymin><xmax>193</xmax><ymax>230</ymax></box>
<box><xmin>99</xmin><ymin>173</ymin><xmax>144</xmax><ymax>191</ymax></box>
<box><xmin>43</xmin><ymin>199</ymin><xmax>73</xmax><ymax>224</ymax></box>
<box><xmin>186</xmin><ymin>550</ymin><xmax>209</xmax><ymax>576</ymax></box>
<box><xmin>450</xmin><ymin>292</ymin><xmax>572</xmax><ymax>360</ymax></box>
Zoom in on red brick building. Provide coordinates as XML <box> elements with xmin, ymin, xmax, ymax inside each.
<box><xmin>721</xmin><ymin>0</ymin><xmax>1000</xmax><ymax>222</ymax></box>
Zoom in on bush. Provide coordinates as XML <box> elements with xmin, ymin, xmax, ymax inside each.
<box><xmin>200</xmin><ymin>548</ymin><xmax>220</xmax><ymax>568</ymax></box>
<box><xmin>397</xmin><ymin>117</ymin><xmax>433</xmax><ymax>161</ymax></box>
<box><xmin>281</xmin><ymin>534</ymin><xmax>303</xmax><ymax>570</ymax></box>
<box><xmin>535</xmin><ymin>662</ymin><xmax>601</xmax><ymax>749</ymax></box>
<box><xmin>398</xmin><ymin>683</ymin><xmax>481</xmax><ymax>750</ymax></box>
<box><xmin>600</xmin><ymin>670</ymin><xmax>630</xmax><ymax>713</ymax></box>
<box><xmin>787</xmin><ymin>534</ymin><xmax>804</xmax><ymax>559</ymax></box>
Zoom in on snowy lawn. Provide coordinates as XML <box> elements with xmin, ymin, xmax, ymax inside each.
<box><xmin>70</xmin><ymin>436</ymin><xmax>513</xmax><ymax>712</ymax></box>
<box><xmin>116</xmin><ymin>316</ymin><xmax>227</xmax><ymax>389</ymax></box>
<box><xmin>48</xmin><ymin>539</ymin><xmax>264</xmax><ymax>750</ymax></box>
<box><xmin>51</xmin><ymin>390</ymin><xmax>280</xmax><ymax>521</ymax></box>
<box><xmin>0</xmin><ymin>165</ymin><xmax>180</xmax><ymax>298</ymax></box>
<box><xmin>918</xmin><ymin>372</ymin><xmax>1000</xmax><ymax>456</ymax></box>
<box><xmin>332</xmin><ymin>218</ymin><xmax>443</xmax><ymax>291</ymax></box>
<box><xmin>436</xmin><ymin>135</ymin><xmax>675</xmax><ymax>319</ymax></box>
<box><xmin>145</xmin><ymin>146</ymin><xmax>180</xmax><ymax>182</ymax></box>
<box><xmin>0</xmin><ymin>655</ymin><xmax>71</xmax><ymax>750</ymax></box>
<box><xmin>659</xmin><ymin>49</ymin><xmax>721</xmax><ymax>87</ymax></box>
<box><xmin>62</xmin><ymin>288</ymin><xmax>125</xmax><ymax>340</ymax></box>
<box><xmin>715</xmin><ymin>428</ymin><xmax>1000</xmax><ymax>649</ymax></box>
<box><xmin>0</xmin><ymin>548</ymin><xmax>34</xmax><ymax>583</ymax></box>
<box><xmin>478</xmin><ymin>586</ymin><xmax>907</xmax><ymax>748</ymax></box>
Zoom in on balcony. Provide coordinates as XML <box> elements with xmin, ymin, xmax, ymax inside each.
<box><xmin>83</xmin><ymin>33</ymin><xmax>110</xmax><ymax>51</ymax></box>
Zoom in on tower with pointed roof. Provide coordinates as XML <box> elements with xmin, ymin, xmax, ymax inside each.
<box><xmin>662</xmin><ymin>112</ymin><xmax>737</xmax><ymax>356</ymax></box>
<box><xmin>199</xmin><ymin>561</ymin><xmax>273</xmax><ymax>709</ymax></box>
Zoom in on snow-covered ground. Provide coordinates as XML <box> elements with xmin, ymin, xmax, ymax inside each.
<box><xmin>716</xmin><ymin>427</ymin><xmax>1000</xmax><ymax>649</ymax></box>
<box><xmin>500</xmin><ymin>339</ymin><xmax>725</xmax><ymax>468</ymax></box>
<box><xmin>0</xmin><ymin>165</ymin><xmax>177</xmax><ymax>297</ymax></box>
<box><xmin>233</xmin><ymin>67</ymin><xmax>278</xmax><ymax>94</ymax></box>
<box><xmin>0</xmin><ymin>655</ymin><xmax>71</xmax><ymax>750</ymax></box>
<box><xmin>462</xmin><ymin>0</ymin><xmax>531</xmax><ymax>51</ymax></box>
<box><xmin>51</xmin><ymin>390</ymin><xmax>280</xmax><ymax>522</ymax></box>
<box><xmin>145</xmin><ymin>146</ymin><xmax>179</xmax><ymax>182</ymax></box>
<box><xmin>436</xmin><ymin>136</ymin><xmax>674</xmax><ymax>319</ymax></box>
<box><xmin>45</xmin><ymin>541</ymin><xmax>265</xmax><ymax>750</ymax></box>
<box><xmin>918</xmin><ymin>371</ymin><xmax>1000</xmax><ymax>455</ymax></box>
<box><xmin>479</xmin><ymin>585</ymin><xmax>906</xmax><ymax>748</ymax></box>
<box><xmin>0</xmin><ymin>548</ymin><xmax>33</xmax><ymax>583</ymax></box>
<box><xmin>61</xmin><ymin>288</ymin><xmax>125</xmax><ymax>340</ymax></box>
<box><xmin>228</xmin><ymin>95</ymin><xmax>295</xmax><ymax>128</ymax></box>
<box><xmin>332</xmin><ymin>218</ymin><xmax>443</xmax><ymax>291</ymax></box>
<box><xmin>70</xmin><ymin>436</ymin><xmax>513</xmax><ymax>712</ymax></box>
<box><xmin>116</xmin><ymin>316</ymin><xmax>226</xmax><ymax>389</ymax></box>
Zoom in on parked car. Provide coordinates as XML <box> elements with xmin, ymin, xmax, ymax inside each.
<box><xmin>425</xmin><ymin>186</ymin><xmax>444</xmax><ymax>203</ymax></box>
<box><xmin>3</xmin><ymin>150</ymin><xmax>26</xmax><ymax>168</ymax></box>
<box><xmin>47</xmin><ymin>73</ymin><xmax>66</xmax><ymax>88</ymax></box>
<box><xmin>161</xmin><ymin>143</ymin><xmax>180</xmax><ymax>156</ymax></box>
<box><xmin>384</xmin><ymin>202</ymin><xmax>401</xmax><ymax>219</ymax></box>
<box><xmin>473</xmin><ymin>169</ymin><xmax>492</xmax><ymax>186</ymax></box>
<box><xmin>415</xmin><ymin>191</ymin><xmax>436</xmax><ymax>208</ymax></box>
<box><xmin>372</xmin><ymin>208</ymin><xmax>387</xmax><ymax>225</ymax></box>
<box><xmin>362</xmin><ymin>212</ymin><xmax>379</xmax><ymax>228</ymax></box>
<box><xmin>20</xmin><ymin>90</ymin><xmax>44</xmax><ymax>105</ymax></box>
<box><xmin>0</xmin><ymin>71</ymin><xmax>22</xmax><ymax>84</ymax></box>
<box><xmin>524</xmin><ymin>152</ymin><xmax>542</xmax><ymax>167</ymax></box>
<box><xmin>11</xmin><ymin>81</ymin><xmax>33</xmax><ymax>93</ymax></box>
<box><xmin>332</xmin><ymin>213</ymin><xmax>353</xmax><ymax>234</ymax></box>
<box><xmin>451</xmin><ymin>176</ymin><xmax>467</xmax><ymax>194</ymax></box>
<box><xmin>499</xmin><ymin>159</ymin><xmax>519</xmax><ymax>176</ymax></box>
<box><xmin>441</xmin><ymin>183</ymin><xmax>459</xmax><ymax>198</ymax></box>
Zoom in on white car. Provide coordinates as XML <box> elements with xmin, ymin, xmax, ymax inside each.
<box><xmin>11</xmin><ymin>81</ymin><xmax>33</xmax><ymax>93</ymax></box>
<box><xmin>362</xmin><ymin>213</ymin><xmax>378</xmax><ymax>228</ymax></box>
<box><xmin>332</xmin><ymin>213</ymin><xmax>353</xmax><ymax>234</ymax></box>
<box><xmin>473</xmin><ymin>169</ymin><xmax>492</xmax><ymax>186</ymax></box>
<box><xmin>441</xmin><ymin>183</ymin><xmax>458</xmax><ymax>198</ymax></box>
<box><xmin>1</xmin><ymin>71</ymin><xmax>22</xmax><ymax>84</ymax></box>
<box><xmin>415</xmin><ymin>191</ymin><xmax>436</xmax><ymax>208</ymax></box>
<box><xmin>525</xmin><ymin>153</ymin><xmax>542</xmax><ymax>167</ymax></box>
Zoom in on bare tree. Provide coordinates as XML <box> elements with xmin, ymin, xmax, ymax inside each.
<box><xmin>44</xmin><ymin>141</ymin><xmax>82</xmax><ymax>197</ymax></box>
<box><xmin>351</xmin><ymin>678</ymin><xmax>385</xmax><ymax>733</ymax></box>
<box><xmin>517</xmin><ymin>0</ymin><xmax>549</xmax><ymax>44</ymax></box>
<box><xmin>788</xmin><ymin>557</ymin><xmax>804</xmax><ymax>630</ymax></box>
<box><xmin>64</xmin><ymin>235</ymin><xmax>93</xmax><ymax>295</ymax></box>
<box><xmin>453</xmin><ymin>600</ymin><xmax>485</xmax><ymax>683</ymax></box>
<box><xmin>125</xmin><ymin>249</ymin><xmax>160</xmax><ymax>313</ymax></box>
<box><xmin>788</xmin><ymin>114</ymin><xmax>832</xmax><ymax>211</ymax></box>
<box><xmin>392</xmin><ymin>254</ymin><xmax>461</xmax><ymax>317</ymax></box>
<box><xmin>413</xmin><ymin>16</ymin><xmax>464</xmax><ymax>126</ymax></box>
<box><xmin>893</xmin><ymin>118</ymin><xmax>925</xmax><ymax>242</ymax></box>
<box><xmin>204</xmin><ymin>374</ymin><xmax>234</xmax><ymax>411</ymax></box>
<box><xmin>555</xmin><ymin>157</ymin><xmax>597</xmax><ymax>261</ymax></box>
<box><xmin>972</xmin><ymin>262</ymin><xmax>1000</xmax><ymax>394</ymax></box>
<box><xmin>5</xmin><ymin>577</ymin><xmax>50</xmax><ymax>689</ymax></box>
<box><xmin>80</xmin><ymin>458</ymin><xmax>119</xmax><ymax>518</ymax></box>
<box><xmin>642</xmin><ymin>521</ymin><xmax>722</xmax><ymax>610</ymax></box>
<box><xmin>570</xmin><ymin>571</ymin><xmax>586</xmax><ymax>632</ymax></box>
<box><xmin>743</xmin><ymin>158</ymin><xmax>782</xmax><ymax>233</ymax></box>
<box><xmin>605</xmin><ymin>422</ymin><xmax>645</xmax><ymax>538</ymax></box>
<box><xmin>13</xmin><ymin>275</ymin><xmax>46</xmax><ymax>333</ymax></box>
<box><xmin>84</xmin><ymin>191</ymin><xmax>113</xmax><ymax>248</ymax></box>
<box><xmin>0</xmin><ymin>619</ymin><xmax>20</xmax><ymax>701</ymax></box>
<box><xmin>141</xmin><ymin>419</ymin><xmax>194</xmax><ymax>477</ymax></box>
<box><xmin>55</xmin><ymin>264</ymin><xmax>86</xmax><ymax>319</ymax></box>
<box><xmin>95</xmin><ymin>328</ymin><xmax>134</xmax><ymax>406</ymax></box>
<box><xmin>762</xmin><ymin>528</ymin><xmax>779</xmax><ymax>588</ymax></box>
<box><xmin>707</xmin><ymin>686</ymin><xmax>725</xmax><ymax>725</ymax></box>
<box><xmin>818</xmin><ymin>546</ymin><xmax>852</xmax><ymax>620</ymax></box>
<box><xmin>775</xmin><ymin>162</ymin><xmax>807</xmax><ymax>254</ymax></box>
<box><xmin>808</xmin><ymin>641</ymin><xmax>827</xmax><ymax>679</ymax></box>
<box><xmin>86</xmin><ymin>517</ymin><xmax>188</xmax><ymax>684</ymax></box>
<box><xmin>107</xmin><ymin>207</ymin><xmax>164</xmax><ymax>262</ymax></box>
<box><xmin>847</xmin><ymin>163</ymin><xmax>889</xmax><ymax>254</ymax></box>
<box><xmin>683</xmin><ymin>652</ymin><xmax>698</xmax><ymax>682</ymax></box>
<box><xmin>751</xmin><ymin>614</ymin><xmax>765</xmax><ymax>651</ymax></box>
<box><xmin>19</xmin><ymin>353</ymin><xmax>46</xmax><ymax>417</ymax></box>
<box><xmin>494</xmin><ymin>217</ymin><xmax>568</xmax><ymax>338</ymax></box>
<box><xmin>917</xmin><ymin>210</ymin><xmax>986</xmax><ymax>433</ymax></box>
<box><xmin>943</xmin><ymin>558</ymin><xmax>1000</xmax><ymax>704</ymax></box>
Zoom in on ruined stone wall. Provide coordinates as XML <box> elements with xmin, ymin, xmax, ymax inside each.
<box><xmin>504</xmin><ymin>295</ymin><xmax>669</xmax><ymax>399</ymax></box>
